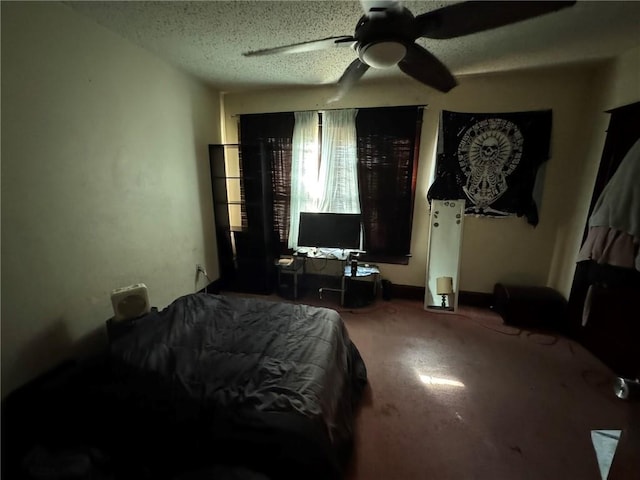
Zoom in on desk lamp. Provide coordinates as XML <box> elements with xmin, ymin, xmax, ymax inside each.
<box><xmin>436</xmin><ymin>276</ymin><xmax>453</xmax><ymax>309</ymax></box>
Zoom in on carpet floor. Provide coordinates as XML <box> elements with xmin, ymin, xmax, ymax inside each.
<box><xmin>284</xmin><ymin>292</ymin><xmax>638</xmax><ymax>480</ymax></box>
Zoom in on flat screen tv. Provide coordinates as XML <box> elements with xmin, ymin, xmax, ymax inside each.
<box><xmin>297</xmin><ymin>212</ymin><xmax>362</xmax><ymax>250</ymax></box>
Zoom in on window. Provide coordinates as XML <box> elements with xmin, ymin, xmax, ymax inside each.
<box><xmin>239</xmin><ymin>106</ymin><xmax>422</xmax><ymax>263</ymax></box>
<box><xmin>290</xmin><ymin>109</ymin><xmax>360</xmax><ymax>249</ymax></box>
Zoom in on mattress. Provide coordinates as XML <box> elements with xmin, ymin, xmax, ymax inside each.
<box><xmin>107</xmin><ymin>293</ymin><xmax>367</xmax><ymax>479</ymax></box>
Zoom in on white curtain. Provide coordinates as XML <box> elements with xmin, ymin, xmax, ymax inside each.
<box><xmin>288</xmin><ymin>111</ymin><xmax>320</xmax><ymax>249</ymax></box>
<box><xmin>318</xmin><ymin>109</ymin><xmax>361</xmax><ymax>214</ymax></box>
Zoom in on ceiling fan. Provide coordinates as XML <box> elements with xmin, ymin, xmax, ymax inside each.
<box><xmin>243</xmin><ymin>0</ymin><xmax>576</xmax><ymax>99</ymax></box>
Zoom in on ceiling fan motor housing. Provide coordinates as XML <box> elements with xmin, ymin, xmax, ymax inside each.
<box><xmin>354</xmin><ymin>7</ymin><xmax>417</xmax><ymax>68</ymax></box>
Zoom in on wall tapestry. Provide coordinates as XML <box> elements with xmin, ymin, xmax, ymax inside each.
<box><xmin>428</xmin><ymin>110</ymin><xmax>552</xmax><ymax>226</ymax></box>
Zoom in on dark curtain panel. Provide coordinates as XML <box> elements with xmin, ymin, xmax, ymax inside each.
<box><xmin>356</xmin><ymin>106</ymin><xmax>422</xmax><ymax>258</ymax></box>
<box><xmin>239</xmin><ymin>113</ymin><xmax>294</xmax><ymax>252</ymax></box>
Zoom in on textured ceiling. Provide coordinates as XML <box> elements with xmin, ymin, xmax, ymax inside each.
<box><xmin>67</xmin><ymin>1</ymin><xmax>640</xmax><ymax>92</ymax></box>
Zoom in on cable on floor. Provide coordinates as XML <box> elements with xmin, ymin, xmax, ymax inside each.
<box><xmin>525</xmin><ymin>331</ymin><xmax>559</xmax><ymax>346</ymax></box>
<box><xmin>454</xmin><ymin>313</ymin><xmax>523</xmax><ymax>336</ymax></box>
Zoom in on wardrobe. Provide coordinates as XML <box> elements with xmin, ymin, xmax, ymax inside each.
<box><xmin>567</xmin><ymin>102</ymin><xmax>640</xmax><ymax>378</ymax></box>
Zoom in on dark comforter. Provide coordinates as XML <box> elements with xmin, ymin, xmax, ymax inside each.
<box><xmin>107</xmin><ymin>293</ymin><xmax>367</xmax><ymax>479</ymax></box>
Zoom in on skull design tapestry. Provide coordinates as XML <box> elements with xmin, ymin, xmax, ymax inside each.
<box><xmin>428</xmin><ymin>110</ymin><xmax>552</xmax><ymax>226</ymax></box>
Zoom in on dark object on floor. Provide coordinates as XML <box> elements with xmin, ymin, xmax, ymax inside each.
<box><xmin>381</xmin><ymin>279</ymin><xmax>392</xmax><ymax>301</ymax></box>
<box><xmin>344</xmin><ymin>277</ymin><xmax>377</xmax><ymax>308</ymax></box>
<box><xmin>614</xmin><ymin>377</ymin><xmax>640</xmax><ymax>400</ymax></box>
<box><xmin>1</xmin><ymin>357</ymin><xmax>122</xmax><ymax>480</ymax></box>
<box><xmin>568</xmin><ymin>260</ymin><xmax>640</xmax><ymax>379</ymax></box>
<box><xmin>493</xmin><ymin>283</ymin><xmax>567</xmax><ymax>330</ymax></box>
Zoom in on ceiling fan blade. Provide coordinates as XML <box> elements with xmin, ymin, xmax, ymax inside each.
<box><xmin>415</xmin><ymin>1</ymin><xmax>576</xmax><ymax>39</ymax></box>
<box><xmin>331</xmin><ymin>59</ymin><xmax>370</xmax><ymax>101</ymax></box>
<box><xmin>244</xmin><ymin>36</ymin><xmax>355</xmax><ymax>56</ymax></box>
<box><xmin>398</xmin><ymin>43</ymin><xmax>457</xmax><ymax>93</ymax></box>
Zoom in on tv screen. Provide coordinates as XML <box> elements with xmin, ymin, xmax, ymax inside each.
<box><xmin>298</xmin><ymin>212</ymin><xmax>362</xmax><ymax>250</ymax></box>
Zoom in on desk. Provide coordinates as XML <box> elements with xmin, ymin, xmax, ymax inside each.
<box><xmin>280</xmin><ymin>250</ymin><xmax>379</xmax><ymax>306</ymax></box>
<box><xmin>319</xmin><ymin>263</ymin><xmax>380</xmax><ymax>306</ymax></box>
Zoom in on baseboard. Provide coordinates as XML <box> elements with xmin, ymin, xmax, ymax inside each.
<box><xmin>209</xmin><ymin>273</ymin><xmax>495</xmax><ymax>308</ymax></box>
<box><xmin>458</xmin><ymin>291</ymin><xmax>494</xmax><ymax>308</ymax></box>
<box><xmin>391</xmin><ymin>284</ymin><xmax>425</xmax><ymax>301</ymax></box>
<box><xmin>389</xmin><ymin>285</ymin><xmax>493</xmax><ymax>307</ymax></box>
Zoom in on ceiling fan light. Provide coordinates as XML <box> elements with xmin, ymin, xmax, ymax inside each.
<box><xmin>359</xmin><ymin>41</ymin><xmax>406</xmax><ymax>68</ymax></box>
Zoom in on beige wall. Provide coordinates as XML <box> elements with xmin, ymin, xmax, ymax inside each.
<box><xmin>602</xmin><ymin>45</ymin><xmax>640</xmax><ymax>110</ymax></box>
<box><xmin>1</xmin><ymin>2</ymin><xmax>221</xmax><ymax>395</ymax></box>
<box><xmin>223</xmin><ymin>64</ymin><xmax>610</xmax><ymax>295</ymax></box>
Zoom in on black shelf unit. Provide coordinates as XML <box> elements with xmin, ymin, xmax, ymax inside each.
<box><xmin>209</xmin><ymin>143</ymin><xmax>277</xmax><ymax>294</ymax></box>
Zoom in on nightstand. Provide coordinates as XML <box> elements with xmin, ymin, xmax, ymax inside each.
<box><xmin>276</xmin><ymin>257</ymin><xmax>306</xmax><ymax>300</ymax></box>
<box><xmin>106</xmin><ymin>307</ymin><xmax>157</xmax><ymax>344</ymax></box>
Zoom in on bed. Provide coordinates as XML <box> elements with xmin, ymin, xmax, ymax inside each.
<box><xmin>102</xmin><ymin>293</ymin><xmax>368</xmax><ymax>479</ymax></box>
<box><xmin>4</xmin><ymin>293</ymin><xmax>366</xmax><ymax>479</ymax></box>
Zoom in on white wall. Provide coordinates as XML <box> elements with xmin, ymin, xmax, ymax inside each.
<box><xmin>222</xmin><ymin>63</ymin><xmax>608</xmax><ymax>295</ymax></box>
<box><xmin>1</xmin><ymin>2</ymin><xmax>221</xmax><ymax>396</ymax></box>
